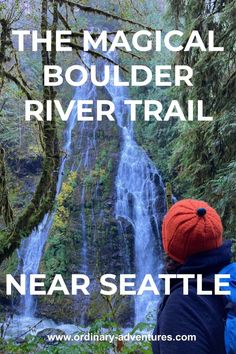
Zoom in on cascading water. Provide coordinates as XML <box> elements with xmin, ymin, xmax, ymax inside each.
<box><xmin>17</xmin><ymin>49</ymin><xmax>166</xmax><ymax>327</ymax></box>
<box><xmin>75</xmin><ymin>55</ymin><xmax>98</xmax><ymax>277</ymax></box>
<box><xmin>105</xmin><ymin>57</ymin><xmax>166</xmax><ymax>323</ymax></box>
<box><xmin>116</xmin><ymin>138</ymin><xmax>165</xmax><ymax>323</ymax></box>
<box><xmin>17</xmin><ymin>61</ymin><xmax>94</xmax><ymax>317</ymax></box>
<box><xmin>18</xmin><ymin>142</ymin><xmax>75</xmax><ymax>316</ymax></box>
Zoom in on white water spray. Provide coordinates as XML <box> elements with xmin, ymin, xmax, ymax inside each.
<box><xmin>105</xmin><ymin>58</ymin><xmax>165</xmax><ymax>323</ymax></box>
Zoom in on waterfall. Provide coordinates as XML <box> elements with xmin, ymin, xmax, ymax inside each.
<box><xmin>105</xmin><ymin>59</ymin><xmax>166</xmax><ymax>323</ymax></box>
<box><xmin>18</xmin><ymin>123</ymin><xmax>76</xmax><ymax>316</ymax></box>
<box><xmin>17</xmin><ymin>62</ymin><xmax>93</xmax><ymax>317</ymax></box>
<box><xmin>72</xmin><ymin>75</ymin><xmax>99</xmax><ymax>324</ymax></box>
<box><xmin>115</xmin><ymin>137</ymin><xmax>165</xmax><ymax>323</ymax></box>
<box><xmin>17</xmin><ymin>52</ymin><xmax>166</xmax><ymax>324</ymax></box>
<box><xmin>77</xmin><ymin>114</ymin><xmax>98</xmax><ymax>277</ymax></box>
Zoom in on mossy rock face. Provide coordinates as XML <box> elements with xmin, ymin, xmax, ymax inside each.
<box><xmin>115</xmin><ymin>297</ymin><xmax>134</xmax><ymax>328</ymax></box>
<box><xmin>0</xmin><ymin>274</ymin><xmax>11</xmax><ymax>314</ymax></box>
<box><xmin>0</xmin><ymin>252</ymin><xmax>19</xmax><ymax>309</ymax></box>
<box><xmin>37</xmin><ymin>294</ymin><xmax>76</xmax><ymax>324</ymax></box>
<box><xmin>37</xmin><ymin>111</ymin><xmax>136</xmax><ymax>326</ymax></box>
<box><xmin>86</xmin><ymin>287</ymin><xmax>134</xmax><ymax>327</ymax></box>
<box><xmin>36</xmin><ymin>282</ymin><xmax>75</xmax><ymax>323</ymax></box>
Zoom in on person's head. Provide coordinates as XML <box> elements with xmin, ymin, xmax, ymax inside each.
<box><xmin>162</xmin><ymin>199</ymin><xmax>223</xmax><ymax>265</ymax></box>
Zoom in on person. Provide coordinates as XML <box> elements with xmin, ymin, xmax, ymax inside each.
<box><xmin>152</xmin><ymin>199</ymin><xmax>232</xmax><ymax>354</ymax></box>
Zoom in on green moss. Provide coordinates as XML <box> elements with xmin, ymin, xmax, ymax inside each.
<box><xmin>42</xmin><ymin>171</ymin><xmax>78</xmax><ymax>287</ymax></box>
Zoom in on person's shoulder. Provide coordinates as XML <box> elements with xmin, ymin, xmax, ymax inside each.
<box><xmin>169</xmin><ymin>280</ymin><xmax>199</xmax><ymax>299</ymax></box>
<box><xmin>158</xmin><ymin>283</ymin><xmax>226</xmax><ymax>354</ymax></box>
<box><xmin>164</xmin><ymin>280</ymin><xmax>213</xmax><ymax>310</ymax></box>
<box><xmin>162</xmin><ymin>279</ymin><xmax>224</xmax><ymax>318</ymax></box>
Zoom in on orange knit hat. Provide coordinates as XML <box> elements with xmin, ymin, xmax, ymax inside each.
<box><xmin>162</xmin><ymin>199</ymin><xmax>223</xmax><ymax>264</ymax></box>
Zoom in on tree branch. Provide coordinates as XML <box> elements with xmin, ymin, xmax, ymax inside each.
<box><xmin>3</xmin><ymin>71</ymin><xmax>32</xmax><ymax>100</ymax></box>
<box><xmin>0</xmin><ymin>0</ymin><xmax>60</xmax><ymax>264</ymax></box>
<box><xmin>57</xmin><ymin>10</ymin><xmax>139</xmax><ymax>66</ymax></box>
<box><xmin>62</xmin><ymin>0</ymin><xmax>157</xmax><ymax>31</ymax></box>
<box><xmin>70</xmin><ymin>42</ymin><xmax>129</xmax><ymax>72</ymax></box>
<box><xmin>0</xmin><ymin>147</ymin><xmax>14</xmax><ymax>226</ymax></box>
<box><xmin>70</xmin><ymin>28</ymin><xmax>143</xmax><ymax>60</ymax></box>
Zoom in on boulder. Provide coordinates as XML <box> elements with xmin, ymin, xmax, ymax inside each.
<box><xmin>37</xmin><ymin>328</ymin><xmax>66</xmax><ymax>343</ymax></box>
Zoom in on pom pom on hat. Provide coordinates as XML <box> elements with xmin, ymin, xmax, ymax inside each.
<box><xmin>162</xmin><ymin>199</ymin><xmax>223</xmax><ymax>264</ymax></box>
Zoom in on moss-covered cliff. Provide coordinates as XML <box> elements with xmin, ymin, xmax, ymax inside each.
<box><xmin>37</xmin><ymin>97</ymin><xmax>135</xmax><ymax>326</ymax></box>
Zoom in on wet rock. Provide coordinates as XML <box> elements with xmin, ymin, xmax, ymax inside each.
<box><xmin>8</xmin><ymin>155</ymin><xmax>42</xmax><ymax>178</ymax></box>
<box><xmin>15</xmin><ymin>337</ymin><xmax>26</xmax><ymax>344</ymax></box>
<box><xmin>37</xmin><ymin>328</ymin><xmax>66</xmax><ymax>343</ymax></box>
<box><xmin>117</xmin><ymin>217</ymin><xmax>134</xmax><ymax>235</ymax></box>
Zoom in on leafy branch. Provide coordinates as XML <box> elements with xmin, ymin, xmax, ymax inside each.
<box><xmin>62</xmin><ymin>0</ymin><xmax>157</xmax><ymax>31</ymax></box>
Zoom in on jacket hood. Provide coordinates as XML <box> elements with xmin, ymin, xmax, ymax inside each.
<box><xmin>176</xmin><ymin>240</ymin><xmax>232</xmax><ymax>276</ymax></box>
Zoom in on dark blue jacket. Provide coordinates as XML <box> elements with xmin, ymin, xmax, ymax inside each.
<box><xmin>152</xmin><ymin>241</ymin><xmax>232</xmax><ymax>354</ymax></box>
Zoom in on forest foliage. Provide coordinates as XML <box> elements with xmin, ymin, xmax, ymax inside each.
<box><xmin>134</xmin><ymin>0</ymin><xmax>236</xmax><ymax>246</ymax></box>
<box><xmin>167</xmin><ymin>0</ymin><xmax>236</xmax><ymax>244</ymax></box>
